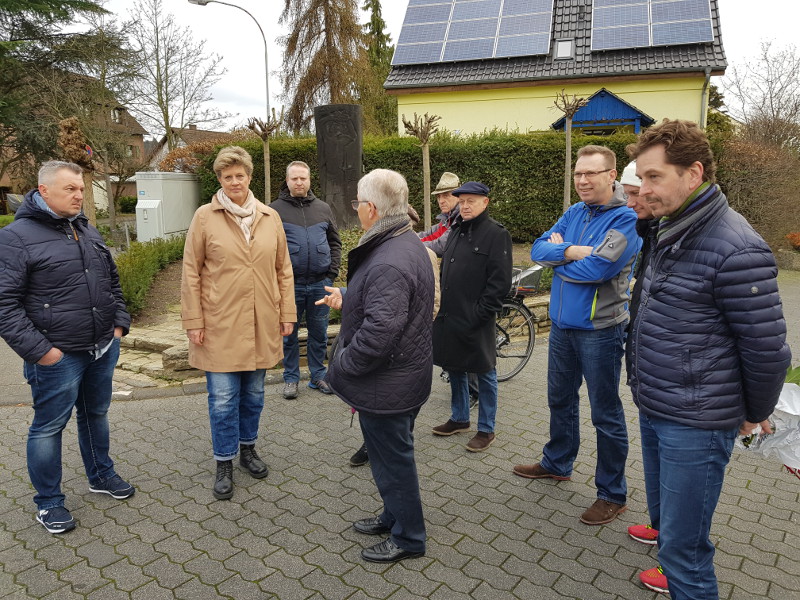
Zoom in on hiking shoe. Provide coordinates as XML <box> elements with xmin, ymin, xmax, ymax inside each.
<box><xmin>628</xmin><ymin>523</ymin><xmax>659</xmax><ymax>545</ymax></box>
<box><xmin>283</xmin><ymin>382</ymin><xmax>298</xmax><ymax>399</ymax></box>
<box><xmin>432</xmin><ymin>419</ymin><xmax>470</xmax><ymax>436</ymax></box>
<box><xmin>213</xmin><ymin>460</ymin><xmax>234</xmax><ymax>500</ymax></box>
<box><xmin>512</xmin><ymin>463</ymin><xmax>571</xmax><ymax>481</ymax></box>
<box><xmin>36</xmin><ymin>507</ymin><xmax>76</xmax><ymax>534</ymax></box>
<box><xmin>89</xmin><ymin>474</ymin><xmax>135</xmax><ymax>499</ymax></box>
<box><xmin>639</xmin><ymin>566</ymin><xmax>669</xmax><ymax>594</ymax></box>
<box><xmin>580</xmin><ymin>499</ymin><xmax>627</xmax><ymax>525</ymax></box>
<box><xmin>309</xmin><ymin>379</ymin><xmax>332</xmax><ymax>394</ymax></box>
<box><xmin>240</xmin><ymin>445</ymin><xmax>269</xmax><ymax>479</ymax></box>
<box><xmin>466</xmin><ymin>432</ymin><xmax>495</xmax><ymax>452</ymax></box>
<box><xmin>350</xmin><ymin>443</ymin><xmax>369</xmax><ymax>467</ymax></box>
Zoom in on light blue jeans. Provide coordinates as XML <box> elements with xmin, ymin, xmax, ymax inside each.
<box><xmin>640</xmin><ymin>411</ymin><xmax>737</xmax><ymax>600</ymax></box>
<box><xmin>24</xmin><ymin>339</ymin><xmax>121</xmax><ymax>510</ymax></box>
<box><xmin>449</xmin><ymin>370</ymin><xmax>498</xmax><ymax>433</ymax></box>
<box><xmin>206</xmin><ymin>370</ymin><xmax>266</xmax><ymax>461</ymax></box>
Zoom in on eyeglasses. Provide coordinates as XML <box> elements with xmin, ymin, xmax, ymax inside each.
<box><xmin>350</xmin><ymin>200</ymin><xmax>370</xmax><ymax>210</ymax></box>
<box><xmin>573</xmin><ymin>169</ymin><xmax>612</xmax><ymax>179</ymax></box>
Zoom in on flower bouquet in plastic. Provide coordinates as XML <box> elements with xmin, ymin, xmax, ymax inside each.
<box><xmin>736</xmin><ymin>367</ymin><xmax>800</xmax><ymax>480</ymax></box>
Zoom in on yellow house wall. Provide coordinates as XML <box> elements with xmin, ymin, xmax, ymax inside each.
<box><xmin>395</xmin><ymin>77</ymin><xmax>707</xmax><ymax>134</ymax></box>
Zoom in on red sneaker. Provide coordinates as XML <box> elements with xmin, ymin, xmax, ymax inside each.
<box><xmin>639</xmin><ymin>566</ymin><xmax>669</xmax><ymax>594</ymax></box>
<box><xmin>628</xmin><ymin>523</ymin><xmax>659</xmax><ymax>545</ymax></box>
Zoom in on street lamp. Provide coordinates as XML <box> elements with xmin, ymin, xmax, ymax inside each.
<box><xmin>188</xmin><ymin>0</ymin><xmax>271</xmax><ymax>196</ymax></box>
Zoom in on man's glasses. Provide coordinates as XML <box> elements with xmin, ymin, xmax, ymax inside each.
<box><xmin>573</xmin><ymin>169</ymin><xmax>612</xmax><ymax>179</ymax></box>
<box><xmin>350</xmin><ymin>200</ymin><xmax>370</xmax><ymax>210</ymax></box>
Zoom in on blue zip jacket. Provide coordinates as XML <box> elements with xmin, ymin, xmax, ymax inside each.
<box><xmin>270</xmin><ymin>183</ymin><xmax>341</xmax><ymax>284</ymax></box>
<box><xmin>532</xmin><ymin>184</ymin><xmax>641</xmax><ymax>330</ymax></box>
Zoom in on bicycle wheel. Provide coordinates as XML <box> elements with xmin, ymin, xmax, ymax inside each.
<box><xmin>495</xmin><ymin>301</ymin><xmax>535</xmax><ymax>382</ymax></box>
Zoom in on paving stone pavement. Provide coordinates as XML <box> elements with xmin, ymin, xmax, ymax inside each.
<box><xmin>1</xmin><ymin>272</ymin><xmax>799</xmax><ymax>599</ymax></box>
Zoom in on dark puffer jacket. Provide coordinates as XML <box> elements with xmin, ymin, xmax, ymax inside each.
<box><xmin>0</xmin><ymin>190</ymin><xmax>130</xmax><ymax>363</ymax></box>
<box><xmin>326</xmin><ymin>222</ymin><xmax>434</xmax><ymax>415</ymax></box>
<box><xmin>433</xmin><ymin>210</ymin><xmax>512</xmax><ymax>373</ymax></box>
<box><xmin>628</xmin><ymin>186</ymin><xmax>791</xmax><ymax>429</ymax></box>
<box><xmin>270</xmin><ymin>183</ymin><xmax>341</xmax><ymax>284</ymax></box>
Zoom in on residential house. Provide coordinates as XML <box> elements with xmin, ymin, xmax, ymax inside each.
<box><xmin>148</xmin><ymin>124</ymin><xmax>236</xmax><ymax>170</ymax></box>
<box><xmin>385</xmin><ymin>0</ymin><xmax>726</xmax><ymax>135</ymax></box>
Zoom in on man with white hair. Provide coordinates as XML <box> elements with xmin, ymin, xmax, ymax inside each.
<box><xmin>0</xmin><ymin>161</ymin><xmax>133</xmax><ymax>534</ymax></box>
<box><xmin>320</xmin><ymin>169</ymin><xmax>434</xmax><ymax>563</ymax></box>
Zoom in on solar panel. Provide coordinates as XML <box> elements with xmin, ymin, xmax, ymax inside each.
<box><xmin>392</xmin><ymin>0</ymin><xmax>555</xmax><ymax>66</ymax></box>
<box><xmin>591</xmin><ymin>0</ymin><xmax>714</xmax><ymax>51</ymax></box>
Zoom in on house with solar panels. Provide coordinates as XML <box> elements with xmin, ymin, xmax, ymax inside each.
<box><xmin>385</xmin><ymin>0</ymin><xmax>726</xmax><ymax>135</ymax></box>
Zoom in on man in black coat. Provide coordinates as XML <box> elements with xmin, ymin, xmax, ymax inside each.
<box><xmin>0</xmin><ymin>161</ymin><xmax>133</xmax><ymax>535</ymax></box>
<box><xmin>431</xmin><ymin>182</ymin><xmax>512</xmax><ymax>452</ymax></box>
<box><xmin>321</xmin><ymin>168</ymin><xmax>434</xmax><ymax>563</ymax></box>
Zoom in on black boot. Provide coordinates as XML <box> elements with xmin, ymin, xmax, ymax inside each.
<box><xmin>349</xmin><ymin>443</ymin><xmax>369</xmax><ymax>467</ymax></box>
<box><xmin>213</xmin><ymin>460</ymin><xmax>233</xmax><ymax>500</ymax></box>
<box><xmin>239</xmin><ymin>445</ymin><xmax>269</xmax><ymax>479</ymax></box>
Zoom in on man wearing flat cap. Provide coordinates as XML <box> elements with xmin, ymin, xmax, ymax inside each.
<box><xmin>418</xmin><ymin>172</ymin><xmax>461</xmax><ymax>257</ymax></box>
<box><xmin>432</xmin><ymin>182</ymin><xmax>512</xmax><ymax>452</ymax></box>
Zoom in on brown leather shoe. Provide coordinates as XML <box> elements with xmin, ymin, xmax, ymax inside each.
<box><xmin>512</xmin><ymin>463</ymin><xmax>571</xmax><ymax>481</ymax></box>
<box><xmin>465</xmin><ymin>432</ymin><xmax>495</xmax><ymax>452</ymax></box>
<box><xmin>580</xmin><ymin>499</ymin><xmax>628</xmax><ymax>525</ymax></box>
<box><xmin>432</xmin><ymin>419</ymin><xmax>470</xmax><ymax>436</ymax></box>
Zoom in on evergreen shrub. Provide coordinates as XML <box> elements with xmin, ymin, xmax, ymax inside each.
<box><xmin>118</xmin><ymin>196</ymin><xmax>137</xmax><ymax>213</ymax></box>
<box><xmin>116</xmin><ymin>235</ymin><xmax>185</xmax><ymax>314</ymax></box>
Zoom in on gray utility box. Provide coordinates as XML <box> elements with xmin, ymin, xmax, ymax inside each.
<box><xmin>135</xmin><ymin>172</ymin><xmax>200</xmax><ymax>243</ymax></box>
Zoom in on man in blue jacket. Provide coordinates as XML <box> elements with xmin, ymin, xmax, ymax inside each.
<box><xmin>514</xmin><ymin>145</ymin><xmax>641</xmax><ymax>527</ymax></box>
<box><xmin>0</xmin><ymin>161</ymin><xmax>133</xmax><ymax>535</ymax></box>
<box><xmin>271</xmin><ymin>161</ymin><xmax>341</xmax><ymax>399</ymax></box>
<box><xmin>627</xmin><ymin>120</ymin><xmax>791</xmax><ymax>598</ymax></box>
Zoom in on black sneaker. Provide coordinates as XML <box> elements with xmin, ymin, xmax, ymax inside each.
<box><xmin>36</xmin><ymin>507</ymin><xmax>76</xmax><ymax>534</ymax></box>
<box><xmin>308</xmin><ymin>379</ymin><xmax>332</xmax><ymax>394</ymax></box>
<box><xmin>349</xmin><ymin>443</ymin><xmax>369</xmax><ymax>467</ymax></box>
<box><xmin>89</xmin><ymin>474</ymin><xmax>135</xmax><ymax>499</ymax></box>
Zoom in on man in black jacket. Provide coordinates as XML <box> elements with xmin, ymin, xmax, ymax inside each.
<box><xmin>431</xmin><ymin>182</ymin><xmax>512</xmax><ymax>452</ymax></box>
<box><xmin>271</xmin><ymin>161</ymin><xmax>341</xmax><ymax>399</ymax></box>
<box><xmin>0</xmin><ymin>161</ymin><xmax>133</xmax><ymax>535</ymax></box>
<box><xmin>321</xmin><ymin>168</ymin><xmax>433</xmax><ymax>563</ymax></box>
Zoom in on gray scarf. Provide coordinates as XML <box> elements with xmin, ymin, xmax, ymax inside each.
<box><xmin>358</xmin><ymin>214</ymin><xmax>412</xmax><ymax>247</ymax></box>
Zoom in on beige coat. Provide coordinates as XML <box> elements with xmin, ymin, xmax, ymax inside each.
<box><xmin>181</xmin><ymin>195</ymin><xmax>296</xmax><ymax>372</ymax></box>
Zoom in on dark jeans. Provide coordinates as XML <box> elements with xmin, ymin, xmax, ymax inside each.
<box><xmin>23</xmin><ymin>339</ymin><xmax>121</xmax><ymax>510</ymax></box>
<box><xmin>283</xmin><ymin>279</ymin><xmax>331</xmax><ymax>383</ymax></box>
<box><xmin>541</xmin><ymin>322</ymin><xmax>628</xmax><ymax>504</ymax></box>
<box><xmin>359</xmin><ymin>409</ymin><xmax>426</xmax><ymax>553</ymax></box>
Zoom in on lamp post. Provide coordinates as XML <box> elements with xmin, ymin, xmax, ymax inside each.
<box><xmin>188</xmin><ymin>0</ymin><xmax>271</xmax><ymax>196</ymax></box>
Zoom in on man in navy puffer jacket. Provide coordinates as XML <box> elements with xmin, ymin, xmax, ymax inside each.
<box><xmin>628</xmin><ymin>120</ymin><xmax>791</xmax><ymax>599</ymax></box>
<box><xmin>0</xmin><ymin>161</ymin><xmax>133</xmax><ymax>535</ymax></box>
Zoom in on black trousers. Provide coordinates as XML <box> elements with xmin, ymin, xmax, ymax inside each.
<box><xmin>359</xmin><ymin>408</ymin><xmax>426</xmax><ymax>553</ymax></box>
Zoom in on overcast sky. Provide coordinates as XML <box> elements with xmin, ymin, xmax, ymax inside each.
<box><xmin>101</xmin><ymin>0</ymin><xmax>799</xmax><ymax>135</ymax></box>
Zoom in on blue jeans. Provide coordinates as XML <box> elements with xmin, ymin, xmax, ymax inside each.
<box><xmin>541</xmin><ymin>322</ymin><xmax>628</xmax><ymax>504</ymax></box>
<box><xmin>359</xmin><ymin>409</ymin><xmax>426</xmax><ymax>553</ymax></box>
<box><xmin>449</xmin><ymin>370</ymin><xmax>498</xmax><ymax>433</ymax></box>
<box><xmin>283</xmin><ymin>279</ymin><xmax>331</xmax><ymax>383</ymax></box>
<box><xmin>640</xmin><ymin>412</ymin><xmax>737</xmax><ymax>600</ymax></box>
<box><xmin>206</xmin><ymin>370</ymin><xmax>266</xmax><ymax>461</ymax></box>
<box><xmin>24</xmin><ymin>338</ymin><xmax>121</xmax><ymax>510</ymax></box>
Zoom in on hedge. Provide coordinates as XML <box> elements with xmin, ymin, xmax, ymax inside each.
<box><xmin>0</xmin><ymin>214</ymin><xmax>14</xmax><ymax>228</ymax></box>
<box><xmin>115</xmin><ymin>235</ymin><xmax>185</xmax><ymax>315</ymax></box>
<box><xmin>195</xmin><ymin>130</ymin><xmax>638</xmax><ymax>243</ymax></box>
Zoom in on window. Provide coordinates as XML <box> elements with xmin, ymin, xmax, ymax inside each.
<box><xmin>554</xmin><ymin>39</ymin><xmax>574</xmax><ymax>59</ymax></box>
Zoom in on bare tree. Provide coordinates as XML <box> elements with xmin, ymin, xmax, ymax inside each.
<box><xmin>554</xmin><ymin>90</ymin><xmax>588</xmax><ymax>213</ymax></box>
<box><xmin>402</xmin><ymin>112</ymin><xmax>441</xmax><ymax>230</ymax></box>
<box><xmin>279</xmin><ymin>0</ymin><xmax>367</xmax><ymax>134</ymax></box>
<box><xmin>724</xmin><ymin>41</ymin><xmax>800</xmax><ymax>148</ymax></box>
<box><xmin>126</xmin><ymin>0</ymin><xmax>229</xmax><ymax>150</ymax></box>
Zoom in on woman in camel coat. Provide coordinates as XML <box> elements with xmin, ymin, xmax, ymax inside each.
<box><xmin>181</xmin><ymin>146</ymin><xmax>296</xmax><ymax>501</ymax></box>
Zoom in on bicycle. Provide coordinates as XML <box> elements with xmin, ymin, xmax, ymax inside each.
<box><xmin>495</xmin><ymin>264</ymin><xmax>543</xmax><ymax>382</ymax></box>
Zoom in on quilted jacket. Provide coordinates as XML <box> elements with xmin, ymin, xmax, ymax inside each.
<box><xmin>628</xmin><ymin>186</ymin><xmax>792</xmax><ymax>429</ymax></box>
<box><xmin>0</xmin><ymin>190</ymin><xmax>130</xmax><ymax>363</ymax></box>
<box><xmin>326</xmin><ymin>222</ymin><xmax>434</xmax><ymax>415</ymax></box>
